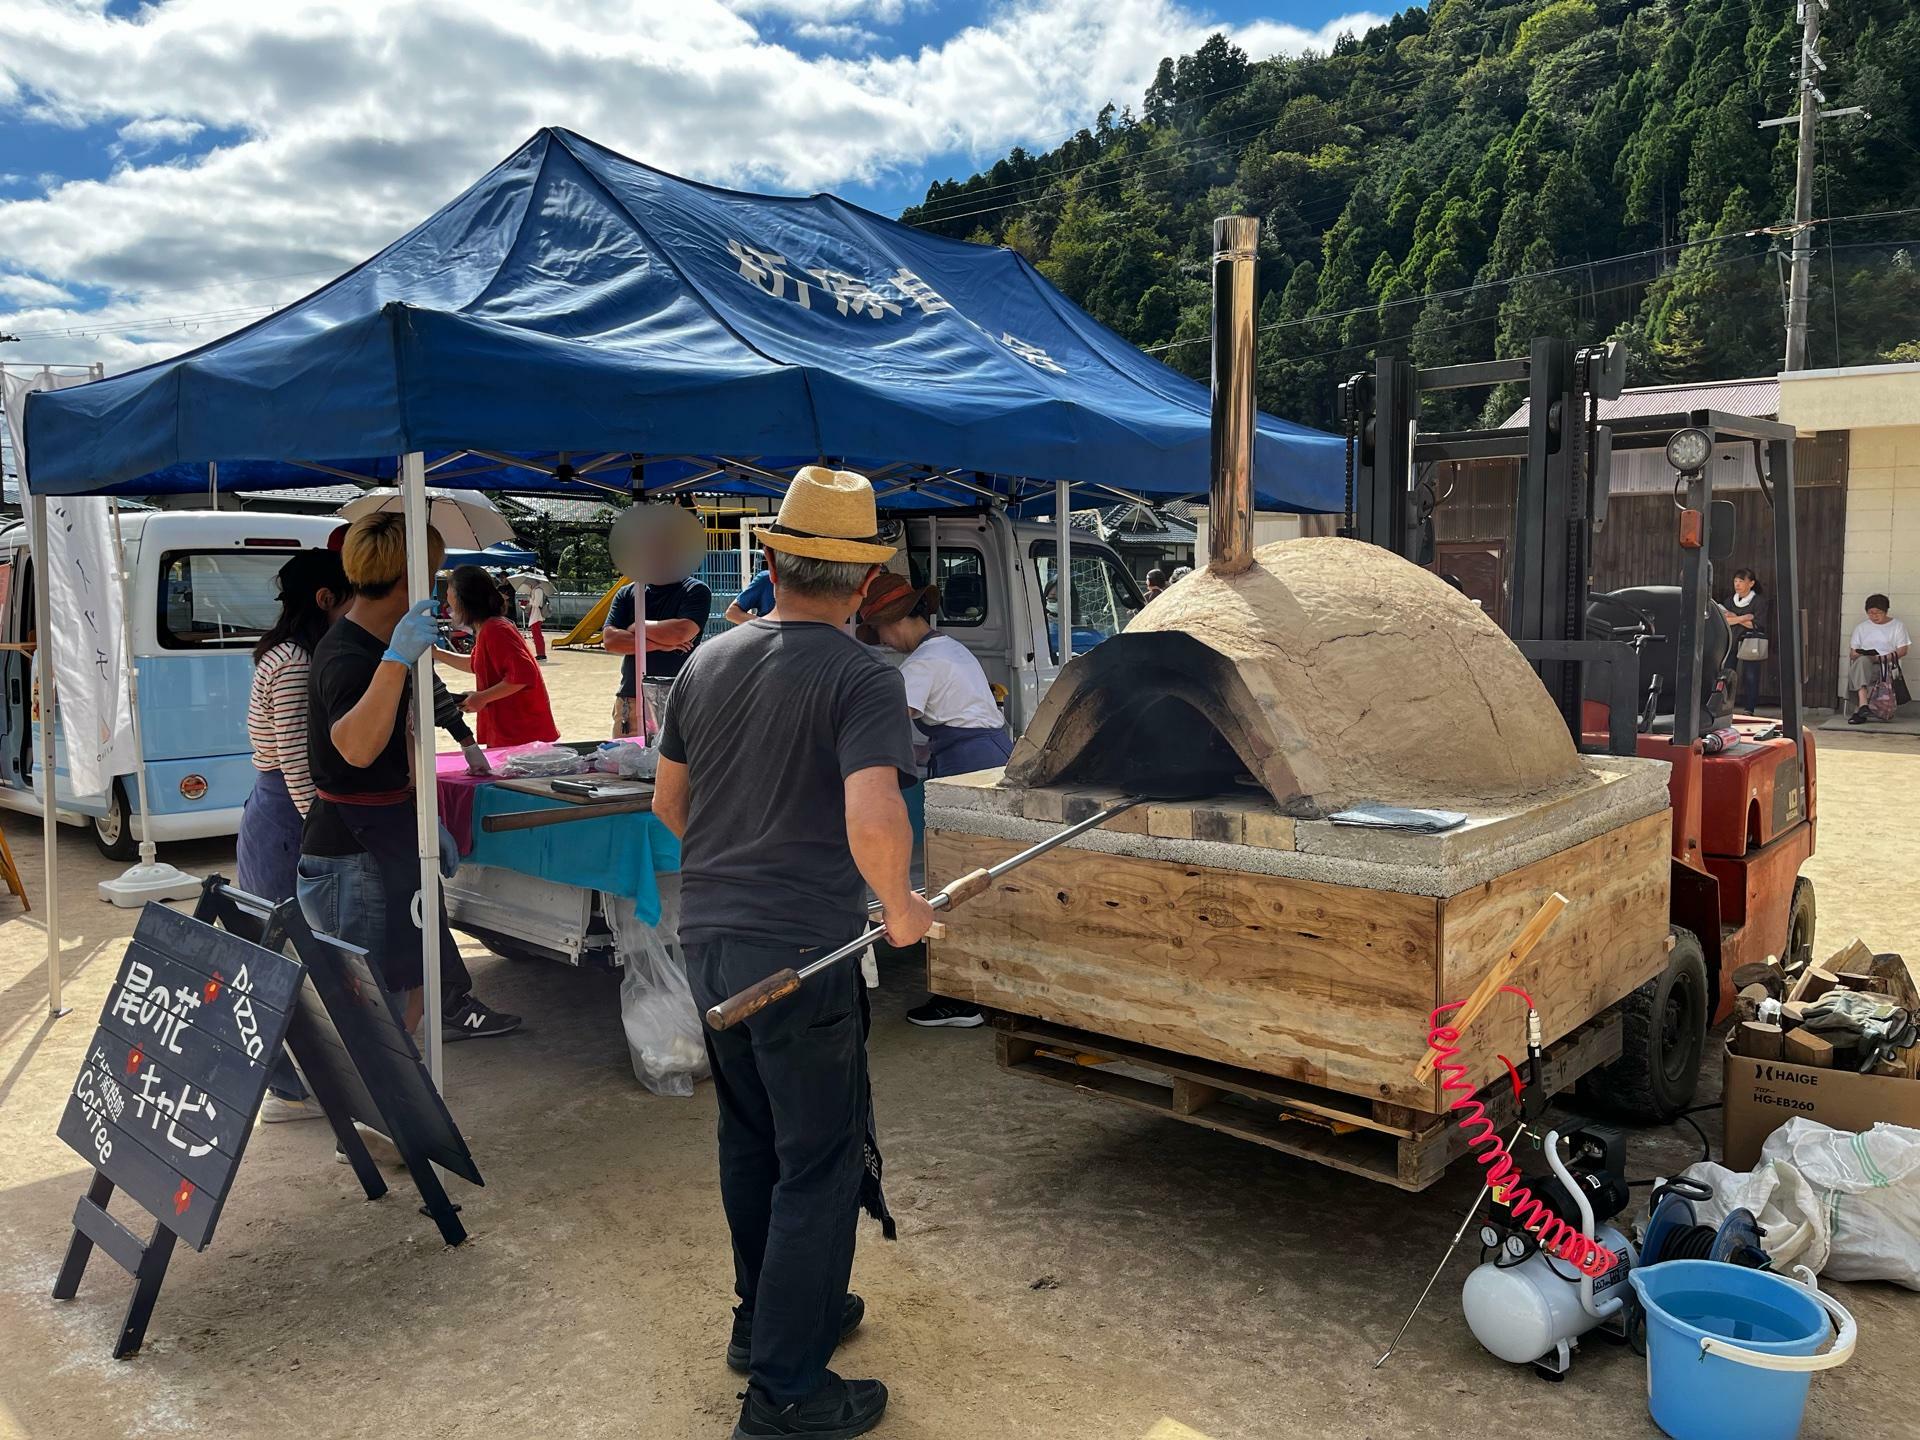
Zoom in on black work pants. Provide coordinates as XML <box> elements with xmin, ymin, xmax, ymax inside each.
<box><xmin>687</xmin><ymin>935</ymin><xmax>867</xmax><ymax>1405</ymax></box>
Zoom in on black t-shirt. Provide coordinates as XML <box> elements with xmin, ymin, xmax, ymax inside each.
<box><xmin>303</xmin><ymin>619</ymin><xmax>411</xmax><ymax>856</ymax></box>
<box><xmin>608</xmin><ymin>579</ymin><xmax>714</xmax><ymax>696</ymax></box>
<box><xmin>659</xmin><ymin>620</ymin><xmax>916</xmax><ymax>946</ymax></box>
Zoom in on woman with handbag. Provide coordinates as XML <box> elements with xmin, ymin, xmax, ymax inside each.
<box><xmin>1724</xmin><ymin>568</ymin><xmax>1769</xmax><ymax>715</ymax></box>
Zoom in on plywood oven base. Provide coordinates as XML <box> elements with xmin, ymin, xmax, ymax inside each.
<box><xmin>926</xmin><ymin>763</ymin><xmax>1673</xmax><ymax>1114</ymax></box>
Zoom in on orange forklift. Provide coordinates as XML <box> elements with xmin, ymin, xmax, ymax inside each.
<box><xmin>1341</xmin><ymin>338</ymin><xmax>1815</xmax><ymax>1118</ymax></box>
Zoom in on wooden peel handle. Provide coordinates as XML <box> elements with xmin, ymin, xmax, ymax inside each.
<box><xmin>1413</xmin><ymin>891</ymin><xmax>1569</xmax><ymax>1082</ymax></box>
<box><xmin>706</xmin><ymin>968</ymin><xmax>800</xmax><ymax>1031</ymax></box>
<box><xmin>936</xmin><ymin>867</ymin><xmax>994</xmax><ymax>908</ymax></box>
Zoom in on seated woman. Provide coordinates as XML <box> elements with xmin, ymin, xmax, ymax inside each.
<box><xmin>857</xmin><ymin>572</ymin><xmax>1012</xmax><ymax>1030</ymax></box>
<box><xmin>857</xmin><ymin>571</ymin><xmax>1013</xmax><ymax>779</ymax></box>
<box><xmin>437</xmin><ymin>565</ymin><xmax>559</xmax><ymax>747</ymax></box>
<box><xmin>1848</xmin><ymin>593</ymin><xmax>1913</xmax><ymax>724</ymax></box>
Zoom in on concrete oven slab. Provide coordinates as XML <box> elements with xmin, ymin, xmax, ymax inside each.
<box><xmin>924</xmin><ymin>753</ymin><xmax>1672</xmax><ymax>899</ymax></box>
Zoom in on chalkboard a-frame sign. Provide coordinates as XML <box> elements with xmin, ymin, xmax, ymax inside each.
<box><xmin>53</xmin><ymin>879</ymin><xmax>483</xmax><ymax>1359</ymax></box>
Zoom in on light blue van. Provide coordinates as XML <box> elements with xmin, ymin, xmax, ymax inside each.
<box><xmin>0</xmin><ymin>509</ymin><xmax>341</xmax><ymax>857</ymax></box>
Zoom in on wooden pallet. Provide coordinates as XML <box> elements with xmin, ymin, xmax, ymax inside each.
<box><xmin>993</xmin><ymin>1012</ymin><xmax>1622</xmax><ymax>1191</ymax></box>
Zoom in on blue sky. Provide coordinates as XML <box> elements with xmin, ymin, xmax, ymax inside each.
<box><xmin>0</xmin><ymin>1</ymin><xmax>1386</xmax><ymax>371</ymax></box>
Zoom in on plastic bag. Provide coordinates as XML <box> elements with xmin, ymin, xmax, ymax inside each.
<box><xmin>1761</xmin><ymin>1118</ymin><xmax>1920</xmax><ymax>1289</ymax></box>
<box><xmin>591</xmin><ymin>740</ymin><xmax>658</xmax><ymax>780</ymax></box>
<box><xmin>1674</xmin><ymin>1157</ymin><xmax>1830</xmax><ymax>1275</ymax></box>
<box><xmin>605</xmin><ymin>890</ymin><xmax>707</xmax><ymax>1097</ymax></box>
<box><xmin>491</xmin><ymin>741</ymin><xmax>587</xmax><ymax>778</ymax></box>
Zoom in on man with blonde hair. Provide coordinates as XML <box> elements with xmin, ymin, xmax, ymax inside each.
<box><xmin>297</xmin><ymin>513</ymin><xmax>519</xmax><ymax>1048</ymax></box>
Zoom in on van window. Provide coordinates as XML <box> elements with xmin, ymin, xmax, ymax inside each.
<box><xmin>905</xmin><ymin>546</ymin><xmax>988</xmax><ymax>626</ymax></box>
<box><xmin>1029</xmin><ymin>541</ymin><xmax>1143</xmax><ymax>661</ymax></box>
<box><xmin>157</xmin><ymin>551</ymin><xmax>286</xmax><ymax>649</ymax></box>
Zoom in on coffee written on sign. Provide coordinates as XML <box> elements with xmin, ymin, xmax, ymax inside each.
<box><xmin>52</xmin><ymin>903</ymin><xmax>303</xmax><ymax>1356</ymax></box>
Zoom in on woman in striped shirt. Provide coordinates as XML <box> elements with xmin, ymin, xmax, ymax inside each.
<box><xmin>237</xmin><ymin>548</ymin><xmax>349</xmax><ymax>903</ymax></box>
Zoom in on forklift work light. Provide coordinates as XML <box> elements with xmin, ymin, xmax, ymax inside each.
<box><xmin>1665</xmin><ymin>427</ymin><xmax>1712</xmax><ymax>474</ymax></box>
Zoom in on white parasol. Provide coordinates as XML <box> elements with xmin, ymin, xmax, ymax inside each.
<box><xmin>338</xmin><ymin>486</ymin><xmax>515</xmax><ymax>551</ymax></box>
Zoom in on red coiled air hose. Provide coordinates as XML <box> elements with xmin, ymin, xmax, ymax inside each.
<box><xmin>1428</xmin><ymin>989</ymin><xmax>1617</xmax><ymax>1278</ymax></box>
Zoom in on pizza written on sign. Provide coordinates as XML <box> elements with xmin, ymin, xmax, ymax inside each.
<box><xmin>56</xmin><ymin>905</ymin><xmax>303</xmax><ymax>1252</ymax></box>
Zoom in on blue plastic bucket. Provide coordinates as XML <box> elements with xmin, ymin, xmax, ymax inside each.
<box><xmin>1629</xmin><ymin>1261</ymin><xmax>1853</xmax><ymax>1440</ymax></box>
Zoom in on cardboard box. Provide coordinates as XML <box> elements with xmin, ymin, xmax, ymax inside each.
<box><xmin>1723</xmin><ymin>1042</ymin><xmax>1920</xmax><ymax>1170</ymax></box>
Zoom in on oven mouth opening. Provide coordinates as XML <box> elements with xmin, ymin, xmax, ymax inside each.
<box><xmin>1051</xmin><ymin>690</ymin><xmax>1248</xmax><ymax>802</ymax></box>
<box><xmin>1007</xmin><ymin>630</ymin><xmax>1301</xmax><ymax>809</ymax></box>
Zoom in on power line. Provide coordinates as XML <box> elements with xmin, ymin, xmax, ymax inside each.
<box><xmin>1141</xmin><ymin>206</ymin><xmax>1920</xmax><ymax>354</ymax></box>
<box><xmin>908</xmin><ymin>77</ymin><xmax>1427</xmax><ymax>229</ymax></box>
<box><xmin>903</xmin><ymin>59</ymin><xmax>1394</xmax><ymax>222</ymax></box>
<box><xmin>1264</xmin><ymin>245</ymin><xmax>1775</xmax><ymax>370</ymax></box>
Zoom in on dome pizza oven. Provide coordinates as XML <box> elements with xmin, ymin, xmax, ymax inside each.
<box><xmin>1005</xmin><ymin>218</ymin><xmax>1586</xmax><ymax>818</ymax></box>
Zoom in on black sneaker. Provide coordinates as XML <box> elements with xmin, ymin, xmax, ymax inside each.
<box><xmin>906</xmin><ymin>997</ymin><xmax>984</xmax><ymax>1028</ymax></box>
<box><xmin>442</xmin><ymin>994</ymin><xmax>523</xmax><ymax>1041</ymax></box>
<box><xmin>733</xmin><ymin>1372</ymin><xmax>887</xmax><ymax>1440</ymax></box>
<box><xmin>1849</xmin><ymin>706</ymin><xmax>1870</xmax><ymax>725</ymax></box>
<box><xmin>728</xmin><ymin>1293</ymin><xmax>864</xmax><ymax>1374</ymax></box>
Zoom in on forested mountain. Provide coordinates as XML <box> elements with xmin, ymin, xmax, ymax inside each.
<box><xmin>902</xmin><ymin>0</ymin><xmax>1920</xmax><ymax>429</ymax></box>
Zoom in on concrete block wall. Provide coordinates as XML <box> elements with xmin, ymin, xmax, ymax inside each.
<box><xmin>1839</xmin><ymin>424</ymin><xmax>1920</xmax><ymax>697</ymax></box>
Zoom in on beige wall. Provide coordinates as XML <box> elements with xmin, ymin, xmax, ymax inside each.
<box><xmin>1779</xmin><ymin>365</ymin><xmax>1920</xmax><ymax>696</ymax></box>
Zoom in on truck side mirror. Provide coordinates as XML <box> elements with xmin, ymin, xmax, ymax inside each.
<box><xmin>1710</xmin><ymin>499</ymin><xmax>1736</xmax><ymax>560</ymax></box>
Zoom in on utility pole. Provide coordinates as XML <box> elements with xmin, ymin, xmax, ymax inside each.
<box><xmin>1761</xmin><ymin>0</ymin><xmax>1867</xmax><ymax>371</ymax></box>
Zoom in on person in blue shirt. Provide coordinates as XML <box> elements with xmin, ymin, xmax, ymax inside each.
<box><xmin>725</xmin><ymin>561</ymin><xmax>776</xmax><ymax>625</ymax></box>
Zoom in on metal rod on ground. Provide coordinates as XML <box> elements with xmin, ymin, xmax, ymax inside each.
<box><xmin>707</xmin><ymin>797</ymin><xmax>1145</xmax><ymax>1030</ymax></box>
<box><xmin>1372</xmin><ymin>1121</ymin><xmax>1529</xmax><ymax>1370</ymax></box>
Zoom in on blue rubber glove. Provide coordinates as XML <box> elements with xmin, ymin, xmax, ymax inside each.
<box><xmin>383</xmin><ymin>598</ymin><xmax>440</xmax><ymax>666</ymax></box>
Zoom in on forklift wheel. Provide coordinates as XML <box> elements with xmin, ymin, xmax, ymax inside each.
<box><xmin>1788</xmin><ymin>877</ymin><xmax>1817</xmax><ymax>973</ymax></box>
<box><xmin>1578</xmin><ymin>927</ymin><xmax>1707</xmax><ymax>1123</ymax></box>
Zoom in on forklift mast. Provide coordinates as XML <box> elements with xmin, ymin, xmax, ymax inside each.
<box><xmin>1338</xmin><ymin>338</ymin><xmax>1806</xmax><ymax>782</ymax></box>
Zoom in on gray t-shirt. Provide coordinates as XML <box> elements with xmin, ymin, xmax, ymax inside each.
<box><xmin>658</xmin><ymin>619</ymin><xmax>916</xmax><ymax>946</ymax></box>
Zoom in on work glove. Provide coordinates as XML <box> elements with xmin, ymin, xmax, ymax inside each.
<box><xmin>383</xmin><ymin>599</ymin><xmax>440</xmax><ymax>666</ymax></box>
<box><xmin>462</xmin><ymin>744</ymin><xmax>492</xmax><ymax>777</ymax></box>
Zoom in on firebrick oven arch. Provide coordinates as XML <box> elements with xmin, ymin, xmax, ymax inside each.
<box><xmin>1007</xmin><ymin>536</ymin><xmax>1588</xmax><ymax>818</ymax></box>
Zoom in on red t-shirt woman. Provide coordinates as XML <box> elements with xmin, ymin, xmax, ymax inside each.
<box><xmin>439</xmin><ymin>565</ymin><xmax>558</xmax><ymax>747</ymax></box>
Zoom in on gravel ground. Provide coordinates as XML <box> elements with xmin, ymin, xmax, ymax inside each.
<box><xmin>0</xmin><ymin>648</ymin><xmax>1914</xmax><ymax>1440</ymax></box>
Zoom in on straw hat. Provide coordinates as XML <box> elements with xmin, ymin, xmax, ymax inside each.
<box><xmin>760</xmin><ymin>465</ymin><xmax>897</xmax><ymax>564</ymax></box>
<box><xmin>855</xmin><ymin>570</ymin><xmax>939</xmax><ymax>644</ymax></box>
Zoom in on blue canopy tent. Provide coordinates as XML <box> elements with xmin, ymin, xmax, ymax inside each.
<box><xmin>19</xmin><ymin>127</ymin><xmax>1344</xmax><ymax>1071</ymax></box>
<box><xmin>21</xmin><ymin>127</ymin><xmax>1341</xmax><ymax>512</ymax></box>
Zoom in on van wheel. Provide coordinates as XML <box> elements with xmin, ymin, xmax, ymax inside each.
<box><xmin>1579</xmin><ymin>927</ymin><xmax>1707</xmax><ymax>1123</ymax></box>
<box><xmin>91</xmin><ymin>781</ymin><xmax>139</xmax><ymax>861</ymax></box>
<box><xmin>1787</xmin><ymin>877</ymin><xmax>1816</xmax><ymax>973</ymax></box>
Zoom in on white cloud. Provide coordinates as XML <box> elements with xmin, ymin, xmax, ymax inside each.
<box><xmin>0</xmin><ymin>0</ymin><xmax>1385</xmax><ymax>372</ymax></box>
<box><xmin>114</xmin><ymin>115</ymin><xmax>206</xmax><ymax>152</ymax></box>
<box><xmin>0</xmin><ymin>272</ymin><xmax>73</xmax><ymax>305</ymax></box>
<box><xmin>729</xmin><ymin>0</ymin><xmax>907</xmax><ymax>20</ymax></box>
<box><xmin>792</xmin><ymin>20</ymin><xmax>881</xmax><ymax>47</ymax></box>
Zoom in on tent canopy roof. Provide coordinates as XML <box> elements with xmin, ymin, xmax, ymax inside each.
<box><xmin>22</xmin><ymin>128</ymin><xmax>1342</xmax><ymax>513</ymax></box>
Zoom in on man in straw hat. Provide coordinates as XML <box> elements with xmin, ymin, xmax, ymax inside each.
<box><xmin>655</xmin><ymin>465</ymin><xmax>932</xmax><ymax>1439</ymax></box>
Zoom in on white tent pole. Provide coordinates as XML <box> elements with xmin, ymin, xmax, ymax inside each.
<box><xmin>97</xmin><ymin>501</ymin><xmax>201</xmax><ymax>906</ymax></box>
<box><xmin>927</xmin><ymin>516</ymin><xmax>939</xmax><ymax>630</ymax></box>
<box><xmin>401</xmin><ymin>452</ymin><xmax>444</xmax><ymax>1090</ymax></box>
<box><xmin>1056</xmin><ymin>479</ymin><xmax>1073</xmax><ymax>667</ymax></box>
<box><xmin>29</xmin><ymin>498</ymin><xmax>66</xmax><ymax>1017</ymax></box>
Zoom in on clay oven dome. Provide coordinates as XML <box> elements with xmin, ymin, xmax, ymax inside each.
<box><xmin>1006</xmin><ymin>536</ymin><xmax>1585</xmax><ymax>816</ymax></box>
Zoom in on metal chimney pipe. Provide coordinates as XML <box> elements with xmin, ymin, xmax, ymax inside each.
<box><xmin>1209</xmin><ymin>215</ymin><xmax>1258</xmax><ymax>575</ymax></box>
